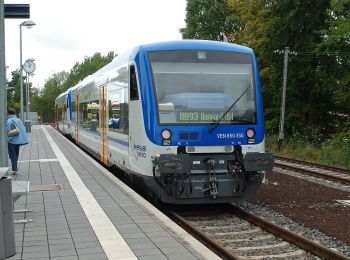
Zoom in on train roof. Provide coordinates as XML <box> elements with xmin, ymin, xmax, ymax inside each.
<box><xmin>94</xmin><ymin>40</ymin><xmax>254</xmax><ymax>77</ymax></box>
<box><xmin>56</xmin><ymin>90</ymin><xmax>68</xmax><ymax>100</ymax></box>
<box><xmin>133</xmin><ymin>40</ymin><xmax>254</xmax><ymax>55</ymax></box>
<box><xmin>92</xmin><ymin>50</ymin><xmax>132</xmax><ymax>77</ymax></box>
<box><xmin>56</xmin><ymin>40</ymin><xmax>255</xmax><ymax>99</ymax></box>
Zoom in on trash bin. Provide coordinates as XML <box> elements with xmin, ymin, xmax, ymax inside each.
<box><xmin>0</xmin><ymin>175</ymin><xmax>16</xmax><ymax>259</ymax></box>
<box><xmin>25</xmin><ymin>120</ymin><xmax>31</xmax><ymax>133</ymax></box>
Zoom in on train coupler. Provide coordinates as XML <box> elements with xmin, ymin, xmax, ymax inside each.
<box><xmin>203</xmin><ymin>177</ymin><xmax>218</xmax><ymax>198</ymax></box>
<box><xmin>203</xmin><ymin>158</ymin><xmax>219</xmax><ymax>198</ymax></box>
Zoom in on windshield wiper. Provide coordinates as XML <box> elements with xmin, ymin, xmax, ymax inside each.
<box><xmin>208</xmin><ymin>85</ymin><xmax>251</xmax><ymax>133</ymax></box>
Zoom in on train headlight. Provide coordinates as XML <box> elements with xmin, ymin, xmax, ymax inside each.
<box><xmin>161</xmin><ymin>129</ymin><xmax>172</xmax><ymax>146</ymax></box>
<box><xmin>246</xmin><ymin>128</ymin><xmax>255</xmax><ymax>144</ymax></box>
<box><xmin>161</xmin><ymin>129</ymin><xmax>171</xmax><ymax>139</ymax></box>
<box><xmin>246</xmin><ymin>128</ymin><xmax>255</xmax><ymax>138</ymax></box>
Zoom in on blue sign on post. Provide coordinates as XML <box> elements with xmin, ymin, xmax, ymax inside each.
<box><xmin>4</xmin><ymin>4</ymin><xmax>29</xmax><ymax>18</ymax></box>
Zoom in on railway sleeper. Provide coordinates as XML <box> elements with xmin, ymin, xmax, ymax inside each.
<box><xmin>220</xmin><ymin>234</ymin><xmax>275</xmax><ymax>243</ymax></box>
<box><xmin>211</xmin><ymin>227</ymin><xmax>262</xmax><ymax>236</ymax></box>
<box><xmin>199</xmin><ymin>222</ymin><xmax>251</xmax><ymax>230</ymax></box>
<box><xmin>237</xmin><ymin>249</ymin><xmax>306</xmax><ymax>260</ymax></box>
<box><xmin>230</xmin><ymin>241</ymin><xmax>293</xmax><ymax>252</ymax></box>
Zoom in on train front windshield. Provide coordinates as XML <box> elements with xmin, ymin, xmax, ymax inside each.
<box><xmin>148</xmin><ymin>50</ymin><xmax>257</xmax><ymax>125</ymax></box>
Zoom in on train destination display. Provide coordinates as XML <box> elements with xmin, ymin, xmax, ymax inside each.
<box><xmin>177</xmin><ymin>111</ymin><xmax>236</xmax><ymax>122</ymax></box>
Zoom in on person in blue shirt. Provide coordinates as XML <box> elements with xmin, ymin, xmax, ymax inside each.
<box><xmin>7</xmin><ymin>109</ymin><xmax>29</xmax><ymax>175</ymax></box>
<box><xmin>108</xmin><ymin>115</ymin><xmax>120</xmax><ymax>129</ymax></box>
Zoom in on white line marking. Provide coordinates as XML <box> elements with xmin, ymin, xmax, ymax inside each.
<box><xmin>42</xmin><ymin>126</ymin><xmax>137</xmax><ymax>260</ymax></box>
<box><xmin>68</xmin><ymin>130</ymin><xmax>222</xmax><ymax>259</ymax></box>
<box><xmin>19</xmin><ymin>159</ymin><xmax>59</xmax><ymax>163</ymax></box>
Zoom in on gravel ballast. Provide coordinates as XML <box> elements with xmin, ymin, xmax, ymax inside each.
<box><xmin>242</xmin><ymin>170</ymin><xmax>350</xmax><ymax>258</ymax></box>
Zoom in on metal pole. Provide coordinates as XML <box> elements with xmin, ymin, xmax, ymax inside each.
<box><xmin>26</xmin><ymin>73</ymin><xmax>28</xmax><ymax>120</ymax></box>
<box><xmin>28</xmin><ymin>75</ymin><xmax>30</xmax><ymax>122</ymax></box>
<box><xmin>0</xmin><ymin>0</ymin><xmax>8</xmax><ymax>167</ymax></box>
<box><xmin>1</xmin><ymin>5</ymin><xmax>19</xmax><ymax>259</ymax></box>
<box><xmin>19</xmin><ymin>24</ymin><xmax>24</xmax><ymax>122</ymax></box>
<box><xmin>278</xmin><ymin>47</ymin><xmax>289</xmax><ymax>149</ymax></box>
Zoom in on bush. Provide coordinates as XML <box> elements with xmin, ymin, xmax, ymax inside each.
<box><xmin>265</xmin><ymin>132</ymin><xmax>350</xmax><ymax>169</ymax></box>
<box><xmin>321</xmin><ymin>132</ymin><xmax>350</xmax><ymax>168</ymax></box>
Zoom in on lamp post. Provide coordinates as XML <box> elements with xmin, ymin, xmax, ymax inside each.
<box><xmin>19</xmin><ymin>20</ymin><xmax>35</xmax><ymax>122</ymax></box>
<box><xmin>26</xmin><ymin>72</ymin><xmax>29</xmax><ymax>120</ymax></box>
<box><xmin>5</xmin><ymin>65</ymin><xmax>9</xmax><ymax>88</ymax></box>
<box><xmin>23</xmin><ymin>58</ymin><xmax>35</xmax><ymax>124</ymax></box>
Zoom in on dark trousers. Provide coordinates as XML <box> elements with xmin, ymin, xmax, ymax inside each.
<box><xmin>8</xmin><ymin>143</ymin><xmax>20</xmax><ymax>171</ymax></box>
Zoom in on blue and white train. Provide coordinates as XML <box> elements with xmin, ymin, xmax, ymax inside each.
<box><xmin>55</xmin><ymin>40</ymin><xmax>274</xmax><ymax>204</ymax></box>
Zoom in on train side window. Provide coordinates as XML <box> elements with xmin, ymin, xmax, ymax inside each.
<box><xmin>130</xmin><ymin>65</ymin><xmax>139</xmax><ymax>100</ymax></box>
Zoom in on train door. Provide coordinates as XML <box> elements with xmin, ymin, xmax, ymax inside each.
<box><xmin>67</xmin><ymin>89</ymin><xmax>72</xmax><ymax>134</ymax></box>
<box><xmin>75</xmin><ymin>95</ymin><xmax>80</xmax><ymax>145</ymax></box>
<box><xmin>99</xmin><ymin>85</ymin><xmax>108</xmax><ymax>164</ymax></box>
<box><xmin>55</xmin><ymin>104</ymin><xmax>59</xmax><ymax>130</ymax></box>
<box><xmin>128</xmin><ymin>64</ymin><xmax>146</xmax><ymax>173</ymax></box>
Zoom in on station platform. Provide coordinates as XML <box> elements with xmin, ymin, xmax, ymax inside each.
<box><xmin>6</xmin><ymin>125</ymin><xmax>220</xmax><ymax>260</ymax></box>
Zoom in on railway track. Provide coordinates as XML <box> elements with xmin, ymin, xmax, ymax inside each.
<box><xmin>274</xmin><ymin>156</ymin><xmax>350</xmax><ymax>185</ymax></box>
<box><xmin>60</xmin><ymin>126</ymin><xmax>349</xmax><ymax>258</ymax></box>
<box><xmin>163</xmin><ymin>204</ymin><xmax>349</xmax><ymax>260</ymax></box>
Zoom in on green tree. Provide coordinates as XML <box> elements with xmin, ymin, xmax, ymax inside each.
<box><xmin>182</xmin><ymin>0</ymin><xmax>349</xmax><ymax>138</ymax></box>
<box><xmin>39</xmin><ymin>71</ymin><xmax>68</xmax><ymax>122</ymax></box>
<box><xmin>180</xmin><ymin>0</ymin><xmax>236</xmax><ymax>40</ymax></box>
<box><xmin>7</xmin><ymin>70</ymin><xmax>22</xmax><ymax>112</ymax></box>
<box><xmin>7</xmin><ymin>70</ymin><xmax>42</xmax><ymax>123</ymax></box>
<box><xmin>37</xmin><ymin>52</ymin><xmax>116</xmax><ymax>123</ymax></box>
<box><xmin>30</xmin><ymin>86</ymin><xmax>40</xmax><ymax>118</ymax></box>
<box><xmin>227</xmin><ymin>0</ymin><xmax>338</xmax><ymax>138</ymax></box>
<box><xmin>63</xmin><ymin>52</ymin><xmax>115</xmax><ymax>91</ymax></box>
<box><xmin>319</xmin><ymin>0</ymin><xmax>350</xmax><ymax>120</ymax></box>
<box><xmin>227</xmin><ymin>1</ymin><xmax>280</xmax><ymax>132</ymax></box>
<box><xmin>274</xmin><ymin>1</ymin><xmax>333</xmax><ymax>138</ymax></box>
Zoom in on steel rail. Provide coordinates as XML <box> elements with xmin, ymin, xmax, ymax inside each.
<box><xmin>274</xmin><ymin>156</ymin><xmax>350</xmax><ymax>175</ymax></box>
<box><xmin>275</xmin><ymin>161</ymin><xmax>350</xmax><ymax>185</ymax></box>
<box><xmin>226</xmin><ymin>204</ymin><xmax>349</xmax><ymax>260</ymax></box>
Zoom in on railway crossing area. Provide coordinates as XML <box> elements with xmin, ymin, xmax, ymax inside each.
<box><xmin>4</xmin><ymin>125</ymin><xmax>219</xmax><ymax>260</ymax></box>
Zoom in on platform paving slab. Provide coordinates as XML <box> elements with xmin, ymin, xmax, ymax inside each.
<box><xmin>5</xmin><ymin>125</ymin><xmax>220</xmax><ymax>260</ymax></box>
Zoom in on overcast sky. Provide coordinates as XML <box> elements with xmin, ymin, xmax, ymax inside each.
<box><xmin>4</xmin><ymin>0</ymin><xmax>187</xmax><ymax>89</ymax></box>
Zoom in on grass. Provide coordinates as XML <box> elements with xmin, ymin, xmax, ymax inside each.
<box><xmin>265</xmin><ymin>132</ymin><xmax>350</xmax><ymax>170</ymax></box>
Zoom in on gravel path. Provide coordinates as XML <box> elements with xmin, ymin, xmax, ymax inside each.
<box><xmin>243</xmin><ymin>170</ymin><xmax>350</xmax><ymax>257</ymax></box>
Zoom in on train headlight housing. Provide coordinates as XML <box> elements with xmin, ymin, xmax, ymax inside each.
<box><xmin>246</xmin><ymin>128</ymin><xmax>255</xmax><ymax>144</ymax></box>
<box><xmin>246</xmin><ymin>128</ymin><xmax>255</xmax><ymax>138</ymax></box>
<box><xmin>161</xmin><ymin>129</ymin><xmax>172</xmax><ymax>146</ymax></box>
<box><xmin>161</xmin><ymin>129</ymin><xmax>171</xmax><ymax>139</ymax></box>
